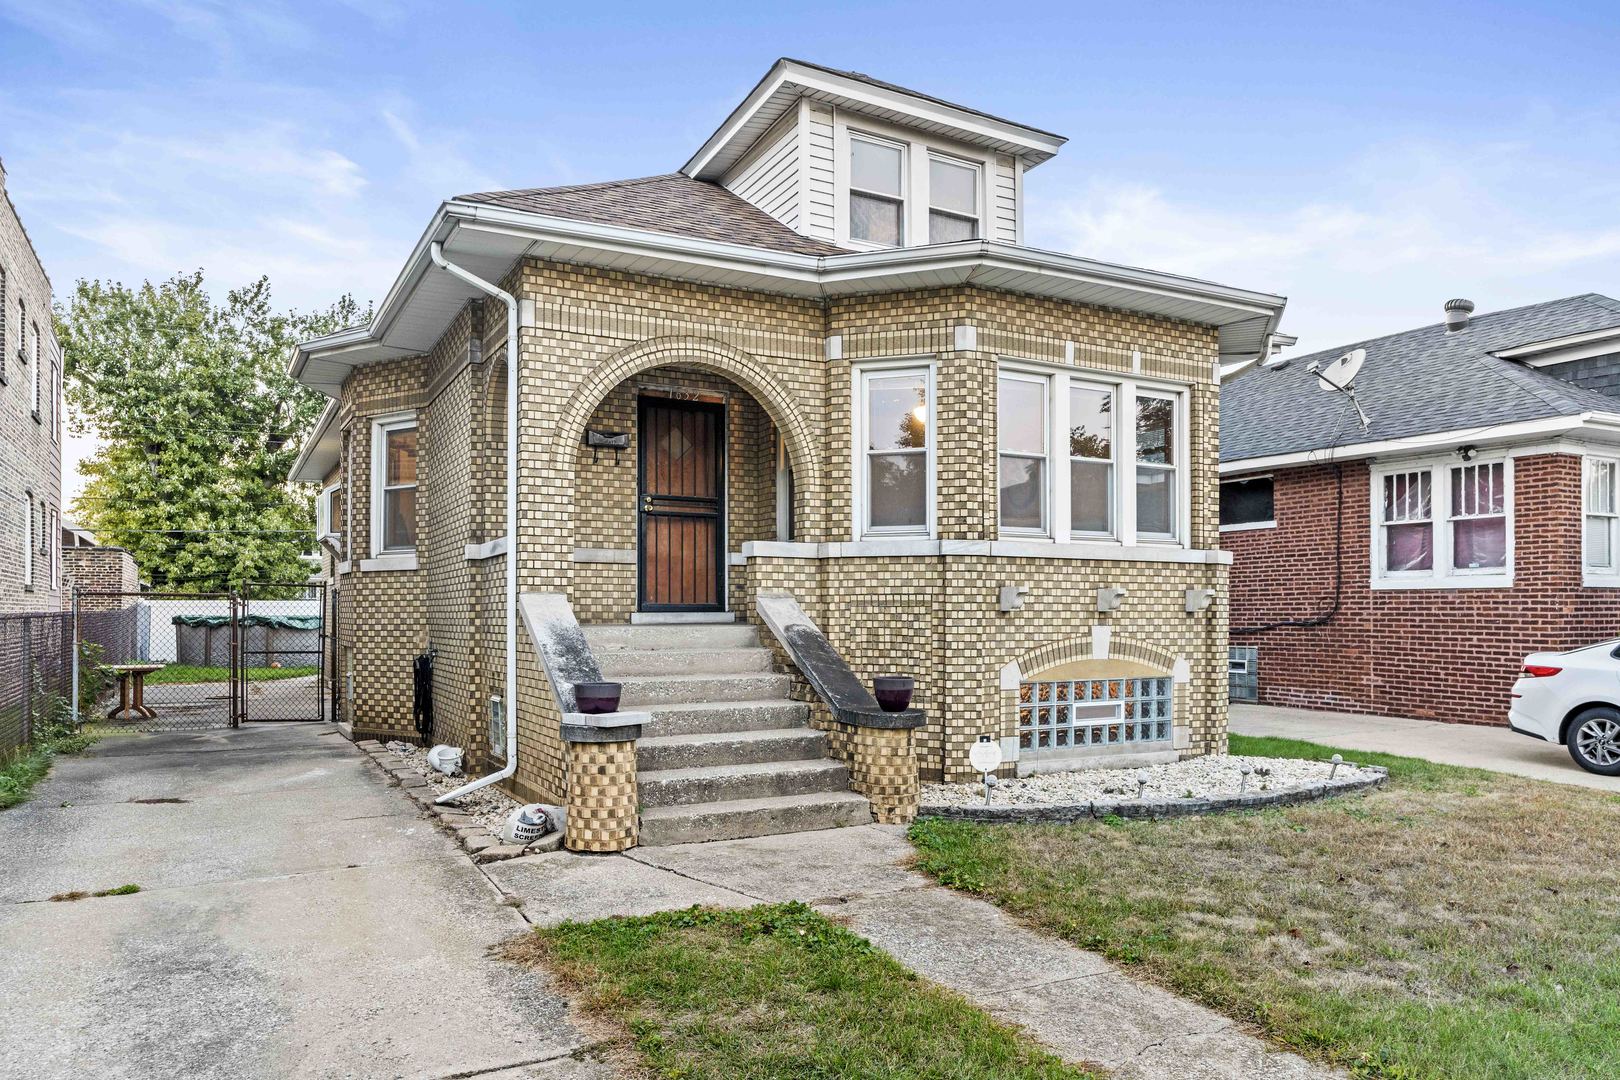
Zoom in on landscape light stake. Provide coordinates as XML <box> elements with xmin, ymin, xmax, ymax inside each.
<box><xmin>1239</xmin><ymin>763</ymin><xmax>1253</xmax><ymax>794</ymax></box>
<box><xmin>1329</xmin><ymin>753</ymin><xmax>1343</xmax><ymax>780</ymax></box>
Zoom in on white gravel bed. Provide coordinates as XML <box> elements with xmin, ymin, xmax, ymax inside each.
<box><xmin>922</xmin><ymin>753</ymin><xmax>1382</xmax><ymax>808</ymax></box>
<box><xmin>385</xmin><ymin>741</ymin><xmax>519</xmax><ymax>835</ymax></box>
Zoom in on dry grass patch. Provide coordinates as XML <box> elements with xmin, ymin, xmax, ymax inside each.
<box><xmin>508</xmin><ymin>902</ymin><xmax>1102</xmax><ymax>1080</ymax></box>
<box><xmin>909</xmin><ymin>735</ymin><xmax>1620</xmax><ymax>1080</ymax></box>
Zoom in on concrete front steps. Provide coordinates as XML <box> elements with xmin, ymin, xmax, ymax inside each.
<box><xmin>584</xmin><ymin>621</ymin><xmax>871</xmax><ymax>847</ymax></box>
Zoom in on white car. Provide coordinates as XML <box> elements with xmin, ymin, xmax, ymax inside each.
<box><xmin>1510</xmin><ymin>640</ymin><xmax>1620</xmax><ymax>776</ymax></box>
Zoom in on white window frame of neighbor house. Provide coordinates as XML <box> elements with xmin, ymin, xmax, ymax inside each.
<box><xmin>1218</xmin><ymin>475</ymin><xmax>1276</xmax><ymax>532</ymax></box>
<box><xmin>1584</xmin><ymin>453</ymin><xmax>1620</xmax><ymax>585</ymax></box>
<box><xmin>994</xmin><ymin>360</ymin><xmax>1191</xmax><ymax>548</ymax></box>
<box><xmin>835</xmin><ymin>115</ymin><xmax>994</xmax><ymax>251</ymax></box>
<box><xmin>22</xmin><ymin>492</ymin><xmax>34</xmax><ymax>591</ymax></box>
<box><xmin>366</xmin><ymin>412</ymin><xmax>419</xmax><ymax>567</ymax></box>
<box><xmin>852</xmin><ymin>360</ymin><xmax>936</xmax><ymax>540</ymax></box>
<box><xmin>1370</xmin><ymin>453</ymin><xmax>1514</xmax><ymax>589</ymax></box>
<box><xmin>316</xmin><ymin>483</ymin><xmax>341</xmax><ymax>542</ymax></box>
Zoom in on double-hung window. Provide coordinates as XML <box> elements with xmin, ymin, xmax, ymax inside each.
<box><xmin>849</xmin><ymin>134</ymin><xmax>905</xmax><ymax>247</ymax></box>
<box><xmin>22</xmin><ymin>493</ymin><xmax>34</xmax><ymax>590</ymax></box>
<box><xmin>858</xmin><ymin>367</ymin><xmax>930</xmax><ymax>536</ymax></box>
<box><xmin>370</xmin><ymin>415</ymin><xmax>418</xmax><ymax>555</ymax></box>
<box><xmin>1375</xmin><ymin>458</ymin><xmax>1511</xmax><ymax>586</ymax></box>
<box><xmin>997</xmin><ymin>373</ymin><xmax>1048</xmax><ymax>533</ymax></box>
<box><xmin>993</xmin><ymin>365</ymin><xmax>1184</xmax><ymax>545</ymax></box>
<box><xmin>1586</xmin><ymin>457</ymin><xmax>1619</xmax><ymax>575</ymax></box>
<box><xmin>1069</xmin><ymin>382</ymin><xmax>1115</xmax><ymax>535</ymax></box>
<box><xmin>928</xmin><ymin>155</ymin><xmax>979</xmax><ymax>243</ymax></box>
<box><xmin>29</xmin><ymin>322</ymin><xmax>40</xmax><ymax>420</ymax></box>
<box><xmin>1135</xmin><ymin>393</ymin><xmax>1178</xmax><ymax>538</ymax></box>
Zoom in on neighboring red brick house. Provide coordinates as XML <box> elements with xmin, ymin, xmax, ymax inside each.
<box><xmin>1221</xmin><ymin>294</ymin><xmax>1620</xmax><ymax>727</ymax></box>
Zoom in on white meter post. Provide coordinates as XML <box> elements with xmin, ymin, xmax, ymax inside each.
<box><xmin>968</xmin><ymin>734</ymin><xmax>1003</xmax><ymax>805</ymax></box>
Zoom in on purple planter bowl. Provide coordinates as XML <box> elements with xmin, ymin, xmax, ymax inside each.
<box><xmin>573</xmin><ymin>681</ymin><xmax>622</xmax><ymax>715</ymax></box>
<box><xmin>872</xmin><ymin>675</ymin><xmax>915</xmax><ymax>713</ymax></box>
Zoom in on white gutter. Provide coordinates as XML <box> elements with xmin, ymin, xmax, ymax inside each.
<box><xmin>1220</xmin><ymin>412</ymin><xmax>1620</xmax><ymax>474</ymax></box>
<box><xmin>428</xmin><ymin>240</ymin><xmax>520</xmax><ymax>804</ymax></box>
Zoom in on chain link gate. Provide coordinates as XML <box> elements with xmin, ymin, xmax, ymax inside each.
<box><xmin>72</xmin><ymin>584</ymin><xmax>329</xmax><ymax>731</ymax></box>
<box><xmin>239</xmin><ymin>582</ymin><xmax>328</xmax><ymax>723</ymax></box>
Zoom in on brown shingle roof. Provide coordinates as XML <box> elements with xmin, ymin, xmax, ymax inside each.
<box><xmin>456</xmin><ymin>174</ymin><xmax>848</xmax><ymax>257</ymax></box>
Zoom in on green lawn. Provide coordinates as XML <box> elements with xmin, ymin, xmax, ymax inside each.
<box><xmin>510</xmin><ymin>902</ymin><xmax>1102</xmax><ymax>1080</ymax></box>
<box><xmin>143</xmin><ymin>664</ymin><xmax>316</xmax><ymax>686</ymax></box>
<box><xmin>909</xmin><ymin>735</ymin><xmax>1620</xmax><ymax>1080</ymax></box>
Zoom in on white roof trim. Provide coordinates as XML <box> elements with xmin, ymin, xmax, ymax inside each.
<box><xmin>289</xmin><ymin>399</ymin><xmax>341</xmax><ymax>484</ymax></box>
<box><xmin>1220</xmin><ymin>412</ymin><xmax>1620</xmax><ymax>473</ymax></box>
<box><xmin>682</xmin><ymin>59</ymin><xmax>1067</xmax><ymax>181</ymax></box>
<box><xmin>288</xmin><ymin>201</ymin><xmax>1286</xmax><ymax>406</ymax></box>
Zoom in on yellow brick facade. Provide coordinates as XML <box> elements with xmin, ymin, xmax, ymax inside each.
<box><xmin>323</xmin><ymin>259</ymin><xmax>1230</xmax><ymax>791</ymax></box>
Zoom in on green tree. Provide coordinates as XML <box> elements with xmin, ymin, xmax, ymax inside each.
<box><xmin>59</xmin><ymin>272</ymin><xmax>365</xmax><ymax>593</ymax></box>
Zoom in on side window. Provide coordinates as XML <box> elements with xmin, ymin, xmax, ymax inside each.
<box><xmin>849</xmin><ymin>134</ymin><xmax>906</xmax><ymax>247</ymax></box>
<box><xmin>1220</xmin><ymin>477</ymin><xmax>1275</xmax><ymax>528</ymax></box>
<box><xmin>859</xmin><ymin>367</ymin><xmax>930</xmax><ymax>536</ymax></box>
<box><xmin>372</xmin><ymin>417</ymin><xmax>418</xmax><ymax>554</ymax></box>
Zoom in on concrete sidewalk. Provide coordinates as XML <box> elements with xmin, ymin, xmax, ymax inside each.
<box><xmin>1230</xmin><ymin>703</ymin><xmax>1620</xmax><ymax>791</ymax></box>
<box><xmin>490</xmin><ymin>826</ymin><xmax>1338</xmax><ymax>1080</ymax></box>
<box><xmin>0</xmin><ymin>724</ymin><xmax>612</xmax><ymax>1080</ymax></box>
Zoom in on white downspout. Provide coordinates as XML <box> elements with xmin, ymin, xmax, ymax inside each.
<box><xmin>430</xmin><ymin>240</ymin><xmax>520</xmax><ymax>804</ymax></box>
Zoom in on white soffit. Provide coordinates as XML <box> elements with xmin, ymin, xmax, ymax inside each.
<box><xmin>289</xmin><ymin>205</ymin><xmax>1285</xmax><ymax>397</ymax></box>
<box><xmin>682</xmin><ymin>59</ymin><xmax>1067</xmax><ymax>181</ymax></box>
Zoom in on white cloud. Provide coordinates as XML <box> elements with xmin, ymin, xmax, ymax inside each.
<box><xmin>1028</xmin><ymin>135</ymin><xmax>1620</xmax><ymax>355</ymax></box>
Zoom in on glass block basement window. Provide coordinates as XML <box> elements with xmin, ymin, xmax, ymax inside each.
<box><xmin>1018</xmin><ymin>677</ymin><xmax>1173</xmax><ymax>750</ymax></box>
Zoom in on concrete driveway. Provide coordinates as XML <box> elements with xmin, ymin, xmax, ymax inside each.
<box><xmin>0</xmin><ymin>724</ymin><xmax>612</xmax><ymax>1080</ymax></box>
<box><xmin>1231</xmin><ymin>703</ymin><xmax>1620</xmax><ymax>791</ymax></box>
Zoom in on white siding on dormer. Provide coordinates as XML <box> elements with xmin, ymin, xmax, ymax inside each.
<box><xmin>801</xmin><ymin>101</ymin><xmax>839</xmax><ymax>243</ymax></box>
<box><xmin>992</xmin><ymin>155</ymin><xmax>1019</xmax><ymax>243</ymax></box>
<box><xmin>722</xmin><ymin>111</ymin><xmax>802</xmax><ymax>230</ymax></box>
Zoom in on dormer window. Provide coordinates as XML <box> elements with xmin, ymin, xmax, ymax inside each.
<box><xmin>928</xmin><ymin>155</ymin><xmax>979</xmax><ymax>243</ymax></box>
<box><xmin>849</xmin><ymin>133</ymin><xmax>905</xmax><ymax>247</ymax></box>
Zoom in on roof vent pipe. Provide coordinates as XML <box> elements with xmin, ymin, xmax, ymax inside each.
<box><xmin>1444</xmin><ymin>298</ymin><xmax>1475</xmax><ymax>332</ymax></box>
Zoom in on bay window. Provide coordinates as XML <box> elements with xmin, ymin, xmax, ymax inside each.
<box><xmin>858</xmin><ymin>366</ymin><xmax>931</xmax><ymax>536</ymax></box>
<box><xmin>849</xmin><ymin>134</ymin><xmax>905</xmax><ymax>247</ymax></box>
<box><xmin>928</xmin><ymin>155</ymin><xmax>979</xmax><ymax>243</ymax></box>
<box><xmin>1069</xmin><ymin>383</ymin><xmax>1114</xmax><ymax>535</ymax></box>
<box><xmin>998</xmin><ymin>374</ymin><xmax>1047</xmax><ymax>533</ymax></box>
<box><xmin>1135</xmin><ymin>394</ymin><xmax>1177</xmax><ymax>538</ymax></box>
<box><xmin>1374</xmin><ymin>458</ymin><xmax>1512</xmax><ymax>586</ymax></box>
<box><xmin>370</xmin><ymin>414</ymin><xmax>418</xmax><ymax>555</ymax></box>
<box><xmin>1586</xmin><ymin>457</ymin><xmax>1619</xmax><ymax>575</ymax></box>
<box><xmin>993</xmin><ymin>364</ymin><xmax>1184</xmax><ymax>546</ymax></box>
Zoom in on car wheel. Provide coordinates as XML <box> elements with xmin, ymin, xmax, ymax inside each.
<box><xmin>1567</xmin><ymin>707</ymin><xmax>1620</xmax><ymax>776</ymax></box>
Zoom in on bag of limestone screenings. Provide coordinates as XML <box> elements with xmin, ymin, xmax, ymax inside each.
<box><xmin>501</xmin><ymin>803</ymin><xmax>567</xmax><ymax>845</ymax></box>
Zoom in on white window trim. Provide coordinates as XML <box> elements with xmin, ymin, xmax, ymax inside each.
<box><xmin>1370</xmin><ymin>455</ymin><xmax>1514</xmax><ymax>589</ymax></box>
<box><xmin>833</xmin><ymin>114</ymin><xmax>994</xmax><ymax>250</ymax></box>
<box><xmin>316</xmin><ymin>483</ymin><xmax>340</xmax><ymax>540</ymax></box>
<box><xmin>997</xmin><ymin>369</ymin><xmax>1050</xmax><ymax>538</ymax></box>
<box><xmin>369</xmin><ymin>412</ymin><xmax>418</xmax><ymax>557</ymax></box>
<box><xmin>1583</xmin><ymin>453</ymin><xmax>1620</xmax><ymax>587</ymax></box>
<box><xmin>996</xmin><ymin>359</ymin><xmax>1192</xmax><ymax>548</ymax></box>
<box><xmin>851</xmin><ymin>359</ymin><xmax>936</xmax><ymax>541</ymax></box>
<box><xmin>1218</xmin><ymin>475</ymin><xmax>1277</xmax><ymax>532</ymax></box>
<box><xmin>845</xmin><ymin>130</ymin><xmax>908</xmax><ymax>250</ymax></box>
<box><xmin>22</xmin><ymin>493</ymin><xmax>34</xmax><ymax>590</ymax></box>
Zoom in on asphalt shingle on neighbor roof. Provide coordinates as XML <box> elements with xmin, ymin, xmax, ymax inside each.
<box><xmin>456</xmin><ymin>174</ymin><xmax>849</xmax><ymax>257</ymax></box>
<box><xmin>1221</xmin><ymin>294</ymin><xmax>1620</xmax><ymax>464</ymax></box>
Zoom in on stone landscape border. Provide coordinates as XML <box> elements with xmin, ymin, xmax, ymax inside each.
<box><xmin>353</xmin><ymin>739</ymin><xmax>561</xmax><ymax>863</ymax></box>
<box><xmin>919</xmin><ymin>767</ymin><xmax>1389</xmax><ymax>823</ymax></box>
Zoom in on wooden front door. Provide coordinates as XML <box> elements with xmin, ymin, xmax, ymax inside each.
<box><xmin>638</xmin><ymin>395</ymin><xmax>725</xmax><ymax>611</ymax></box>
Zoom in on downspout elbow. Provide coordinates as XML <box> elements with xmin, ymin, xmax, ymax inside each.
<box><xmin>429</xmin><ymin>240</ymin><xmax>521</xmax><ymax>804</ymax></box>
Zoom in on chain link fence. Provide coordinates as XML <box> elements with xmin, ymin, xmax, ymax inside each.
<box><xmin>0</xmin><ymin>610</ymin><xmax>75</xmax><ymax>761</ymax></box>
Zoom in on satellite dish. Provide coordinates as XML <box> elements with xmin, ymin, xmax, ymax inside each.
<box><xmin>1313</xmin><ymin>348</ymin><xmax>1365</xmax><ymax>393</ymax></box>
<box><xmin>1306</xmin><ymin>347</ymin><xmax>1372</xmax><ymax>432</ymax></box>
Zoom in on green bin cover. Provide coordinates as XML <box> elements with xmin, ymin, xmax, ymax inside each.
<box><xmin>171</xmin><ymin>613</ymin><xmax>320</xmax><ymax>630</ymax></box>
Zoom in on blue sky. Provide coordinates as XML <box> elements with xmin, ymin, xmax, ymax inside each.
<box><xmin>2</xmin><ymin>0</ymin><xmax>1617</xmax><ymax>499</ymax></box>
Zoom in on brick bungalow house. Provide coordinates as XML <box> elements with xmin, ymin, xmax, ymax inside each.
<box><xmin>289</xmin><ymin>58</ymin><xmax>1286</xmax><ymax>846</ymax></box>
<box><xmin>1222</xmin><ymin>294</ymin><xmax>1620</xmax><ymax>728</ymax></box>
